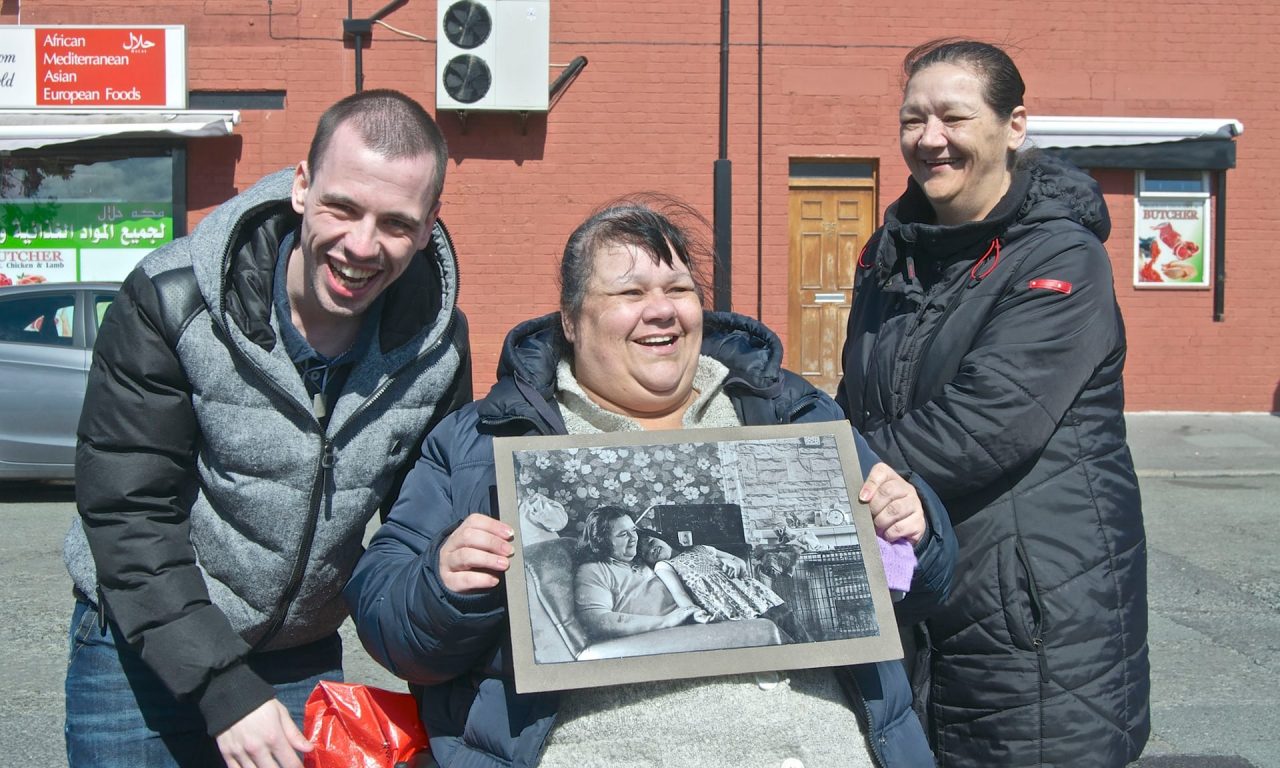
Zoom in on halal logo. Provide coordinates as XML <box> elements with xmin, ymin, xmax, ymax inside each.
<box><xmin>123</xmin><ymin>32</ymin><xmax>156</xmax><ymax>53</ymax></box>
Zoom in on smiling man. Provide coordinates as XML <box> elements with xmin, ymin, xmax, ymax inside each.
<box><xmin>62</xmin><ymin>90</ymin><xmax>471</xmax><ymax>768</ymax></box>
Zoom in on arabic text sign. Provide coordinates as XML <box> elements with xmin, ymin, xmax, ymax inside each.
<box><xmin>0</xmin><ymin>26</ymin><xmax>186</xmax><ymax>109</ymax></box>
<box><xmin>0</xmin><ymin>202</ymin><xmax>173</xmax><ymax>283</ymax></box>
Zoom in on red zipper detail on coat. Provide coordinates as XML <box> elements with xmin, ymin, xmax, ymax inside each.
<box><xmin>857</xmin><ymin>241</ymin><xmax>873</xmax><ymax>269</ymax></box>
<box><xmin>969</xmin><ymin>238</ymin><xmax>1001</xmax><ymax>280</ymax></box>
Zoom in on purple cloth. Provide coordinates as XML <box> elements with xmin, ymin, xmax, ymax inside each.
<box><xmin>877</xmin><ymin>537</ymin><xmax>917</xmax><ymax>594</ymax></box>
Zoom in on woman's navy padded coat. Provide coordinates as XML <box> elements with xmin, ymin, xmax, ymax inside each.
<box><xmin>347</xmin><ymin>311</ymin><xmax>957</xmax><ymax>767</ymax></box>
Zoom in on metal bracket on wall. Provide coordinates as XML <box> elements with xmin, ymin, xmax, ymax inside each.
<box><xmin>342</xmin><ymin>0</ymin><xmax>409</xmax><ymax>93</ymax></box>
<box><xmin>446</xmin><ymin>110</ymin><xmax>533</xmax><ymax>135</ymax></box>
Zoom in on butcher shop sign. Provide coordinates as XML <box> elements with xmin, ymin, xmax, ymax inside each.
<box><xmin>1134</xmin><ymin>196</ymin><xmax>1211</xmax><ymax>289</ymax></box>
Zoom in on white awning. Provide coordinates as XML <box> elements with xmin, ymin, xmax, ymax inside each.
<box><xmin>1027</xmin><ymin>116</ymin><xmax>1243</xmax><ymax>149</ymax></box>
<box><xmin>0</xmin><ymin>109</ymin><xmax>240</xmax><ymax>152</ymax></box>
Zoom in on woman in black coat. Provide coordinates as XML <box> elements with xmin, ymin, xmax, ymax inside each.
<box><xmin>837</xmin><ymin>39</ymin><xmax>1150</xmax><ymax>767</ymax></box>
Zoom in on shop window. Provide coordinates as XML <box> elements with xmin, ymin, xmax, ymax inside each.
<box><xmin>1139</xmin><ymin>169</ymin><xmax>1209</xmax><ymax>196</ymax></box>
<box><xmin>1</xmin><ymin>144</ymin><xmax>181</xmax><ymax>285</ymax></box>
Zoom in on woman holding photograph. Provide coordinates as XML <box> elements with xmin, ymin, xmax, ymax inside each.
<box><xmin>345</xmin><ymin>195</ymin><xmax>957</xmax><ymax>767</ymax></box>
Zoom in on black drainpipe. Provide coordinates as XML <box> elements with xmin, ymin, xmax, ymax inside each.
<box><xmin>713</xmin><ymin>0</ymin><xmax>732</xmax><ymax>312</ymax></box>
<box><xmin>755</xmin><ymin>0</ymin><xmax>763</xmax><ymax>320</ymax></box>
<box><xmin>1214</xmin><ymin>169</ymin><xmax>1227</xmax><ymax>321</ymax></box>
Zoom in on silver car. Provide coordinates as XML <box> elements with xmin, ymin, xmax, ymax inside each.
<box><xmin>0</xmin><ymin>282</ymin><xmax>120</xmax><ymax>481</ymax></box>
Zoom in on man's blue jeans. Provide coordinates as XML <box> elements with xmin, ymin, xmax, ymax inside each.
<box><xmin>65</xmin><ymin>599</ymin><xmax>343</xmax><ymax>768</ymax></box>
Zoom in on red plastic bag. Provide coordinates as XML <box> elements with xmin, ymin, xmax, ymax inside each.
<box><xmin>303</xmin><ymin>681</ymin><xmax>430</xmax><ymax>768</ymax></box>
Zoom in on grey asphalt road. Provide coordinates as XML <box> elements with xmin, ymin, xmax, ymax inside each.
<box><xmin>1</xmin><ymin>413</ymin><xmax>1276</xmax><ymax>766</ymax></box>
<box><xmin>1126</xmin><ymin>414</ymin><xmax>1280</xmax><ymax>768</ymax></box>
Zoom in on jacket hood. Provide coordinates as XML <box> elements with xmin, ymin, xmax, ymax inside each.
<box><xmin>187</xmin><ymin>168</ymin><xmax>297</xmax><ymax>328</ymax></box>
<box><xmin>1014</xmin><ymin>151</ymin><xmax>1111</xmax><ymax>241</ymax></box>
<box><xmin>186</xmin><ymin>167</ymin><xmax>461</xmax><ymax>358</ymax></box>
<box><xmin>481</xmin><ymin>310</ymin><xmax>790</xmax><ymax>427</ymax></box>
<box><xmin>494</xmin><ymin>313</ymin><xmax>562</xmax><ymax>396</ymax></box>
<box><xmin>871</xmin><ymin>152</ymin><xmax>1110</xmax><ymax>280</ymax></box>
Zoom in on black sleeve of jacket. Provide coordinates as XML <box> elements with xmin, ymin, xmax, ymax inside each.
<box><xmin>347</xmin><ymin>407</ymin><xmax>509</xmax><ymax>687</ymax></box>
<box><xmin>381</xmin><ymin>309</ymin><xmax>473</xmax><ymax>522</ymax></box>
<box><xmin>75</xmin><ymin>268</ymin><xmax>275</xmax><ymax>736</ymax></box>
<box><xmin>849</xmin><ymin>431</ymin><xmax>956</xmax><ymax>627</ymax></box>
<box><xmin>894</xmin><ymin>469</ymin><xmax>957</xmax><ymax>627</ymax></box>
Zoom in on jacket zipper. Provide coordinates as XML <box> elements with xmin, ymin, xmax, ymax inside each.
<box><xmin>889</xmin><ymin>304</ymin><xmax>934</xmax><ymax>418</ymax></box>
<box><xmin>885</xmin><ymin>247</ymin><xmax>937</xmax><ymax>418</ymax></box>
<box><xmin>1014</xmin><ymin>538</ymin><xmax>1050</xmax><ymax>683</ymax></box>
<box><xmin>252</xmin><ymin>298</ymin><xmax>463</xmax><ymax>651</ymax></box>
<box><xmin>214</xmin><ymin>210</ymin><xmax>464</xmax><ymax>650</ymax></box>
<box><xmin>902</xmin><ymin>282</ymin><xmax>969</xmax><ymax>414</ymax></box>
<box><xmin>842</xmin><ymin>671</ymin><xmax>887</xmax><ymax>768</ymax></box>
<box><xmin>891</xmin><ymin>238</ymin><xmax>1000</xmax><ymax>415</ymax></box>
<box><xmin>785</xmin><ymin>390</ymin><xmax>822</xmax><ymax>422</ymax></box>
<box><xmin>212</xmin><ymin>204</ymin><xmax>324</xmax><ymax>649</ymax></box>
<box><xmin>254</xmin><ymin>436</ymin><xmax>332</xmax><ymax>649</ymax></box>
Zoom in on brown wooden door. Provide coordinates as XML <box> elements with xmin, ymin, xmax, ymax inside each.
<box><xmin>786</xmin><ymin>184</ymin><xmax>875</xmax><ymax>394</ymax></box>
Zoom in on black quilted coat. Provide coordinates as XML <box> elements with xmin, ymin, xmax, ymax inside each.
<box><xmin>837</xmin><ymin>153</ymin><xmax>1149</xmax><ymax>767</ymax></box>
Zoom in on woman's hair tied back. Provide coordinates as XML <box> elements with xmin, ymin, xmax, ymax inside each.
<box><xmin>902</xmin><ymin>38</ymin><xmax>1025</xmax><ymax>119</ymax></box>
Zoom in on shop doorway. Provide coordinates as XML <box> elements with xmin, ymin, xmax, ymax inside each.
<box><xmin>786</xmin><ymin>162</ymin><xmax>877</xmax><ymax>394</ymax></box>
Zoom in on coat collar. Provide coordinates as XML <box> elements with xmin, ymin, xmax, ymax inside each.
<box><xmin>869</xmin><ymin>151</ymin><xmax>1110</xmax><ymax>283</ymax></box>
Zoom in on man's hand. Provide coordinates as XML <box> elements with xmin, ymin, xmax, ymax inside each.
<box><xmin>439</xmin><ymin>513</ymin><xmax>514</xmax><ymax>593</ymax></box>
<box><xmin>215</xmin><ymin>698</ymin><xmax>312</xmax><ymax>768</ymax></box>
<box><xmin>859</xmin><ymin>462</ymin><xmax>927</xmax><ymax>546</ymax></box>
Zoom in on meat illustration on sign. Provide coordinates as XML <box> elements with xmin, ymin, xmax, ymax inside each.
<box><xmin>1138</xmin><ymin>237</ymin><xmax>1162</xmax><ymax>283</ymax></box>
<box><xmin>1155</xmin><ymin>222</ymin><xmax>1200</xmax><ymax>261</ymax></box>
<box><xmin>1138</xmin><ymin>219</ymin><xmax>1203</xmax><ymax>286</ymax></box>
<box><xmin>0</xmin><ymin>273</ymin><xmax>48</xmax><ymax>287</ymax></box>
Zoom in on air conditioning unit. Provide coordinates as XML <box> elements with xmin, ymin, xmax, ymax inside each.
<box><xmin>436</xmin><ymin>0</ymin><xmax>550</xmax><ymax>112</ymax></box>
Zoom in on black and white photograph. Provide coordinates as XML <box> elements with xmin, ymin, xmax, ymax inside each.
<box><xmin>493</xmin><ymin>421</ymin><xmax>903</xmax><ymax>694</ymax></box>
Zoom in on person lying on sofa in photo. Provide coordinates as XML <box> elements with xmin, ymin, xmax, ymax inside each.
<box><xmin>636</xmin><ymin>529</ymin><xmax>812</xmax><ymax>642</ymax></box>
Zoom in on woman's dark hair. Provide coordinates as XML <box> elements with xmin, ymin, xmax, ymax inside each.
<box><xmin>306</xmin><ymin>89</ymin><xmax>449</xmax><ymax>206</ymax></box>
<box><xmin>578</xmin><ymin>506</ymin><xmax>636</xmax><ymax>562</ymax></box>
<box><xmin>557</xmin><ymin>193</ymin><xmax>713</xmax><ymax>350</ymax></box>
<box><xmin>903</xmin><ymin>38</ymin><xmax>1025</xmax><ymax>120</ymax></box>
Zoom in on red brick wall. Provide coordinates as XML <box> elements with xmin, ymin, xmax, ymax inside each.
<box><xmin>14</xmin><ymin>1</ymin><xmax>1279</xmax><ymax>411</ymax></box>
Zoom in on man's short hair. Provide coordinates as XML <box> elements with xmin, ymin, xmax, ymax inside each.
<box><xmin>307</xmin><ymin>89</ymin><xmax>448</xmax><ymax>207</ymax></box>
